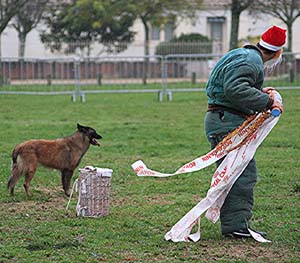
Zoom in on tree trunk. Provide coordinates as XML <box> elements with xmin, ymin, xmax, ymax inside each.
<box><xmin>141</xmin><ymin>17</ymin><xmax>149</xmax><ymax>85</ymax></box>
<box><xmin>0</xmin><ymin>34</ymin><xmax>2</xmax><ymax>85</ymax></box>
<box><xmin>18</xmin><ymin>32</ymin><xmax>26</xmax><ymax>58</ymax></box>
<box><xmin>0</xmin><ymin>34</ymin><xmax>2</xmax><ymax>58</ymax></box>
<box><xmin>287</xmin><ymin>23</ymin><xmax>292</xmax><ymax>52</ymax></box>
<box><xmin>230</xmin><ymin>9</ymin><xmax>240</xmax><ymax>50</ymax></box>
<box><xmin>287</xmin><ymin>22</ymin><xmax>294</xmax><ymax>82</ymax></box>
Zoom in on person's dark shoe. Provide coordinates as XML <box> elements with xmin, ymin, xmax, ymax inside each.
<box><xmin>223</xmin><ymin>228</ymin><xmax>267</xmax><ymax>239</ymax></box>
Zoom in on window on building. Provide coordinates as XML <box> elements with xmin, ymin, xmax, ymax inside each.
<box><xmin>207</xmin><ymin>17</ymin><xmax>225</xmax><ymax>53</ymax></box>
<box><xmin>164</xmin><ymin>21</ymin><xmax>174</xmax><ymax>41</ymax></box>
<box><xmin>151</xmin><ymin>25</ymin><xmax>161</xmax><ymax>41</ymax></box>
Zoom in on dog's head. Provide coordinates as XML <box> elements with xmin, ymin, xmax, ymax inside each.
<box><xmin>77</xmin><ymin>123</ymin><xmax>102</xmax><ymax>146</ymax></box>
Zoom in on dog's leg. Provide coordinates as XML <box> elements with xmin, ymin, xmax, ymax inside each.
<box><xmin>24</xmin><ymin>169</ymin><xmax>36</xmax><ymax>197</ymax></box>
<box><xmin>8</xmin><ymin>165</ymin><xmax>22</xmax><ymax>196</ymax></box>
<box><xmin>24</xmin><ymin>172</ymin><xmax>34</xmax><ymax>196</ymax></box>
<box><xmin>61</xmin><ymin>169</ymin><xmax>74</xmax><ymax>196</ymax></box>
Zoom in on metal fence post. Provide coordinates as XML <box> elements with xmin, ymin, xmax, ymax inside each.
<box><xmin>167</xmin><ymin>90</ymin><xmax>173</xmax><ymax>101</ymax></box>
<box><xmin>158</xmin><ymin>90</ymin><xmax>163</xmax><ymax>101</ymax></box>
<box><xmin>74</xmin><ymin>57</ymin><xmax>81</xmax><ymax>102</ymax></box>
<box><xmin>160</xmin><ymin>56</ymin><xmax>168</xmax><ymax>102</ymax></box>
<box><xmin>80</xmin><ymin>92</ymin><xmax>86</xmax><ymax>103</ymax></box>
<box><xmin>191</xmin><ymin>72</ymin><xmax>196</xmax><ymax>84</ymax></box>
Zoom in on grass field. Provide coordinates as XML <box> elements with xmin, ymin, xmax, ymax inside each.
<box><xmin>0</xmin><ymin>90</ymin><xmax>299</xmax><ymax>263</ymax></box>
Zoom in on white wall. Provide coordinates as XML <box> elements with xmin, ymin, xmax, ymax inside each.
<box><xmin>1</xmin><ymin>10</ymin><xmax>299</xmax><ymax>58</ymax></box>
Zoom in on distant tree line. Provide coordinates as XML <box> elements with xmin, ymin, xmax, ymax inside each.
<box><xmin>0</xmin><ymin>0</ymin><xmax>299</xmax><ymax>58</ymax></box>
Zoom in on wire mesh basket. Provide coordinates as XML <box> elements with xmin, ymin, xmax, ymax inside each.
<box><xmin>76</xmin><ymin>166</ymin><xmax>113</xmax><ymax>217</ymax></box>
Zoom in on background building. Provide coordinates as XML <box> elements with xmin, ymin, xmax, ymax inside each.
<box><xmin>1</xmin><ymin>0</ymin><xmax>299</xmax><ymax>58</ymax></box>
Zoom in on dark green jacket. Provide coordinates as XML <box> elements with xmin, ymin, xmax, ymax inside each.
<box><xmin>206</xmin><ymin>45</ymin><xmax>270</xmax><ymax>116</ymax></box>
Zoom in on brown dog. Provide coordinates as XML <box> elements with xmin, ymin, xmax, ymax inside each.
<box><xmin>8</xmin><ymin>124</ymin><xmax>102</xmax><ymax>196</ymax></box>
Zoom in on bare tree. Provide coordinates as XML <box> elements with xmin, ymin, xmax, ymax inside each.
<box><xmin>0</xmin><ymin>0</ymin><xmax>27</xmax><ymax>33</ymax></box>
<box><xmin>11</xmin><ymin>0</ymin><xmax>49</xmax><ymax>58</ymax></box>
<box><xmin>251</xmin><ymin>0</ymin><xmax>300</xmax><ymax>52</ymax></box>
<box><xmin>0</xmin><ymin>0</ymin><xmax>27</xmax><ymax>83</ymax></box>
<box><xmin>251</xmin><ymin>0</ymin><xmax>300</xmax><ymax>82</ymax></box>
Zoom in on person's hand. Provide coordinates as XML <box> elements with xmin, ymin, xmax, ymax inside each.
<box><xmin>269</xmin><ymin>90</ymin><xmax>284</xmax><ymax>113</ymax></box>
<box><xmin>262</xmin><ymin>87</ymin><xmax>275</xmax><ymax>94</ymax></box>
<box><xmin>271</xmin><ymin>100</ymin><xmax>284</xmax><ymax>113</ymax></box>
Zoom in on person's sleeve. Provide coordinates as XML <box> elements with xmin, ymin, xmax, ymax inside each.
<box><xmin>223</xmin><ymin>63</ymin><xmax>272</xmax><ymax>112</ymax></box>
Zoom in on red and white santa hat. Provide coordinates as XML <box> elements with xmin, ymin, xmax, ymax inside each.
<box><xmin>259</xmin><ymin>25</ymin><xmax>286</xmax><ymax>51</ymax></box>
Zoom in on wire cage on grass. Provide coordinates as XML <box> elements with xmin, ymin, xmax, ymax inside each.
<box><xmin>75</xmin><ymin>166</ymin><xmax>113</xmax><ymax>217</ymax></box>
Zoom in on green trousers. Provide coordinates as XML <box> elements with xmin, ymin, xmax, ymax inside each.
<box><xmin>205</xmin><ymin>111</ymin><xmax>258</xmax><ymax>234</ymax></box>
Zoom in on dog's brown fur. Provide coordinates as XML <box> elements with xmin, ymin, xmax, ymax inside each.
<box><xmin>8</xmin><ymin>124</ymin><xmax>102</xmax><ymax>196</ymax></box>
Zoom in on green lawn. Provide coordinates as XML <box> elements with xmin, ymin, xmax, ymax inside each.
<box><xmin>0</xmin><ymin>90</ymin><xmax>299</xmax><ymax>263</ymax></box>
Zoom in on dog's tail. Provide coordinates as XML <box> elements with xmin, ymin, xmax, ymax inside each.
<box><xmin>7</xmin><ymin>148</ymin><xmax>23</xmax><ymax>195</ymax></box>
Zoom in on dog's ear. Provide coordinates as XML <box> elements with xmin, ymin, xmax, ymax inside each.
<box><xmin>77</xmin><ymin>123</ymin><xmax>86</xmax><ymax>132</ymax></box>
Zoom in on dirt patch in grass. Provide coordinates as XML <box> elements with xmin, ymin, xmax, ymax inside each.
<box><xmin>1</xmin><ymin>186</ymin><xmax>67</xmax><ymax>218</ymax></box>
<box><xmin>111</xmin><ymin>193</ymin><xmax>174</xmax><ymax>207</ymax></box>
<box><xmin>216</xmin><ymin>242</ymin><xmax>289</xmax><ymax>262</ymax></box>
<box><xmin>155</xmin><ymin>241</ymin><xmax>294</xmax><ymax>263</ymax></box>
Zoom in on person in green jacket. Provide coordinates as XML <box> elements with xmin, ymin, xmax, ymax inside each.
<box><xmin>205</xmin><ymin>25</ymin><xmax>286</xmax><ymax>238</ymax></box>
